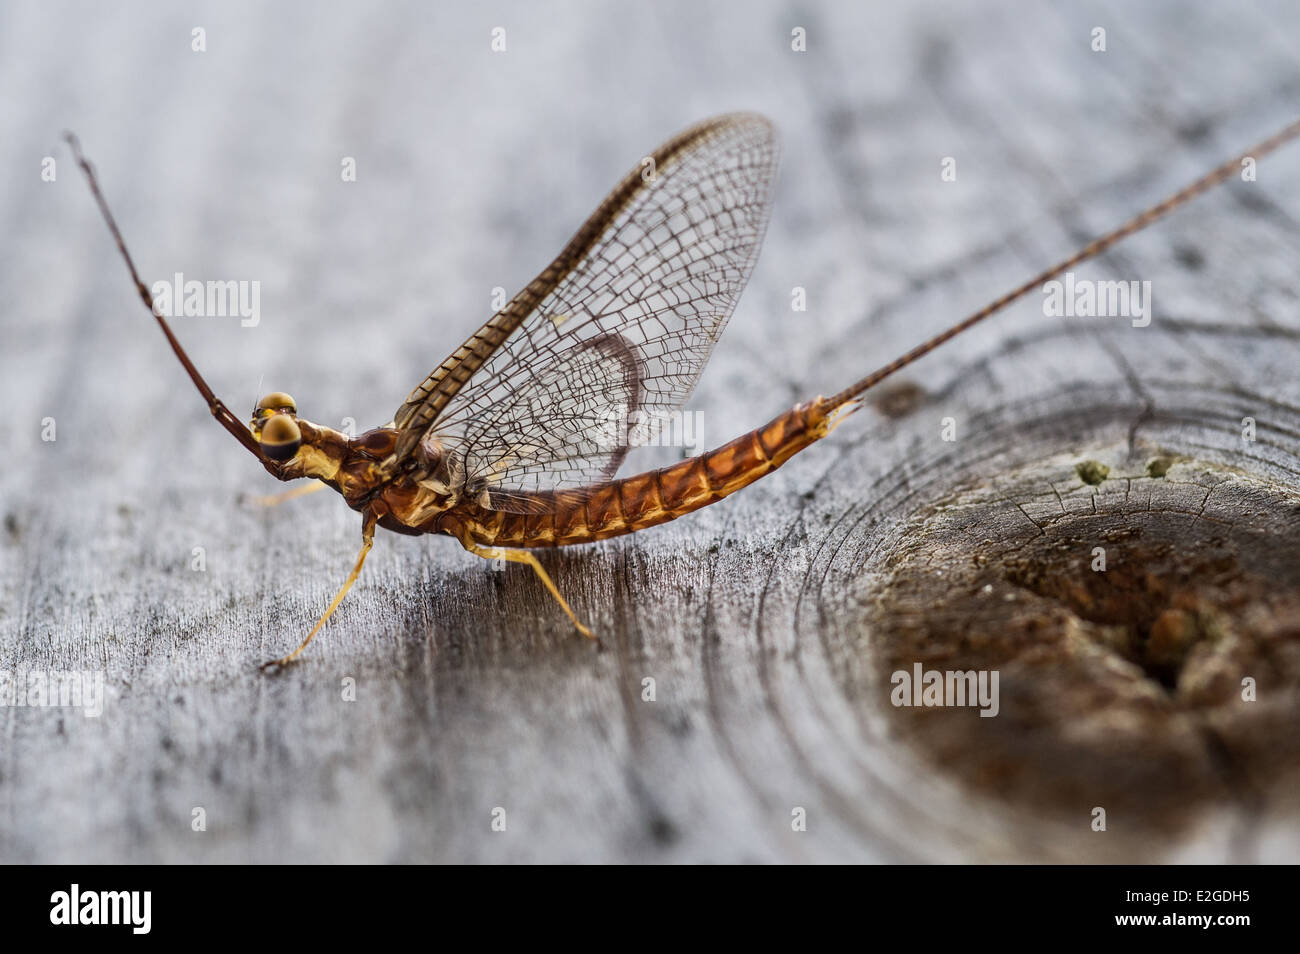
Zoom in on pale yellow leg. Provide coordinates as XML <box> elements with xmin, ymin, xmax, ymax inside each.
<box><xmin>248</xmin><ymin>481</ymin><xmax>327</xmax><ymax>507</ymax></box>
<box><xmin>464</xmin><ymin>542</ymin><xmax>596</xmax><ymax>640</ymax></box>
<box><xmin>261</xmin><ymin>519</ymin><xmax>376</xmax><ymax>672</ymax></box>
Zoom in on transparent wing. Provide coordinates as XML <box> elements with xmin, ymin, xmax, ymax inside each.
<box><xmin>392</xmin><ymin>113</ymin><xmax>779</xmax><ymax>512</ymax></box>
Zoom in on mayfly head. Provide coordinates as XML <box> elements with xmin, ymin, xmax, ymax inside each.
<box><xmin>251</xmin><ymin>391</ymin><xmax>302</xmax><ymax>462</ymax></box>
<box><xmin>249</xmin><ymin>393</ymin><xmax>351</xmax><ymax>486</ymax></box>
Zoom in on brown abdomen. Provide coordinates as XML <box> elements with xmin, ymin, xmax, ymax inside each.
<box><xmin>437</xmin><ymin>398</ymin><xmax>836</xmax><ymax>549</ymax></box>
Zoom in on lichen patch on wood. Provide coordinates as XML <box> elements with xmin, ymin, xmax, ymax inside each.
<box><xmin>1075</xmin><ymin>459</ymin><xmax>1111</xmax><ymax>485</ymax></box>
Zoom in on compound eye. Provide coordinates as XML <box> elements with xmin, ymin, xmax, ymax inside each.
<box><xmin>259</xmin><ymin>413</ymin><xmax>302</xmax><ymax>462</ymax></box>
<box><xmin>255</xmin><ymin>391</ymin><xmax>297</xmax><ymax>419</ymax></box>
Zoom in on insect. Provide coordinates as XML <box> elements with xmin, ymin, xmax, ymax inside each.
<box><xmin>67</xmin><ymin>113</ymin><xmax>1300</xmax><ymax>670</ymax></box>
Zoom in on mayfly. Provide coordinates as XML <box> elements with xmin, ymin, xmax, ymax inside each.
<box><xmin>67</xmin><ymin>113</ymin><xmax>1300</xmax><ymax>669</ymax></box>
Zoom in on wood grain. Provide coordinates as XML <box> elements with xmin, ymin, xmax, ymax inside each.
<box><xmin>3</xmin><ymin>0</ymin><xmax>1299</xmax><ymax>862</ymax></box>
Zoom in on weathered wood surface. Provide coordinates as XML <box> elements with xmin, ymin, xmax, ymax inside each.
<box><xmin>3</xmin><ymin>0</ymin><xmax>1300</xmax><ymax>863</ymax></box>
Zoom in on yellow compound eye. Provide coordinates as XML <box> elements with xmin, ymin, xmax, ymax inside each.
<box><xmin>259</xmin><ymin>413</ymin><xmax>302</xmax><ymax>462</ymax></box>
<box><xmin>255</xmin><ymin>391</ymin><xmax>297</xmax><ymax>418</ymax></box>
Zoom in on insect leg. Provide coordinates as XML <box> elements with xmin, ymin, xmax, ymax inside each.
<box><xmin>260</xmin><ymin>516</ymin><xmax>377</xmax><ymax>672</ymax></box>
<box><xmin>245</xmin><ymin>480</ymin><xmax>328</xmax><ymax>508</ymax></box>
<box><xmin>463</xmin><ymin>543</ymin><xmax>597</xmax><ymax>641</ymax></box>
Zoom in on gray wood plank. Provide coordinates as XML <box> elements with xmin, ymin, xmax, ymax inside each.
<box><xmin>2</xmin><ymin>0</ymin><xmax>1299</xmax><ymax>862</ymax></box>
